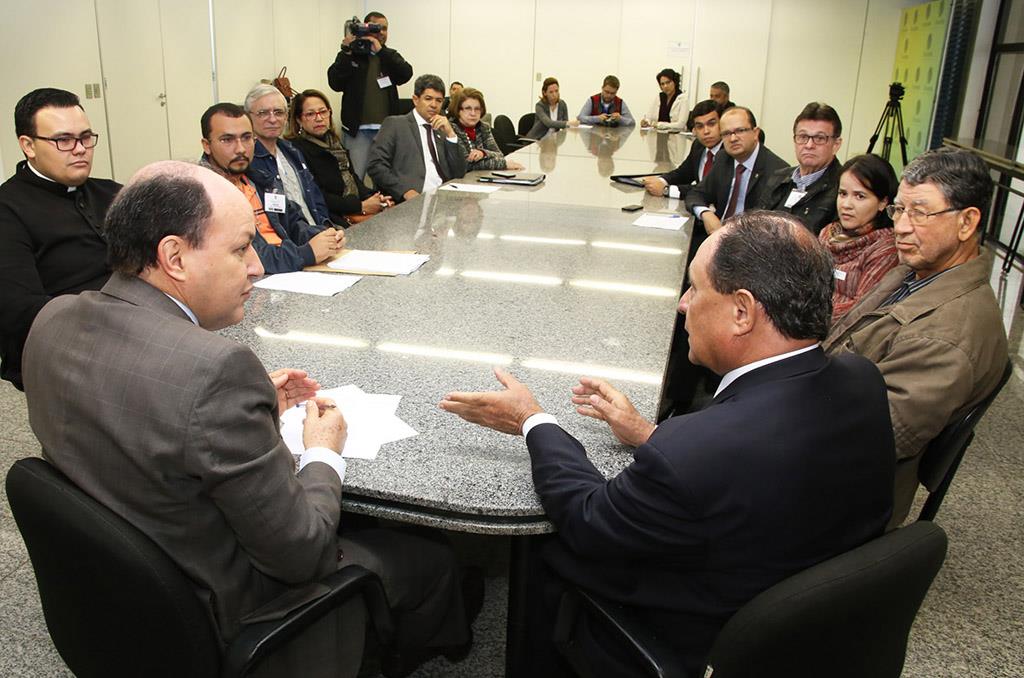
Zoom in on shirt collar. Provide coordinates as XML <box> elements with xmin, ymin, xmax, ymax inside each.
<box><xmin>163</xmin><ymin>293</ymin><xmax>199</xmax><ymax>325</ymax></box>
<box><xmin>412</xmin><ymin>109</ymin><xmax>430</xmax><ymax>127</ymax></box>
<box><xmin>27</xmin><ymin>160</ymin><xmax>76</xmax><ymax>192</ymax></box>
<box><xmin>737</xmin><ymin>143</ymin><xmax>760</xmax><ymax>172</ymax></box>
<box><xmin>714</xmin><ymin>343</ymin><xmax>820</xmax><ymax>398</ymax></box>
<box><xmin>791</xmin><ymin>163</ymin><xmax>829</xmax><ymax>191</ymax></box>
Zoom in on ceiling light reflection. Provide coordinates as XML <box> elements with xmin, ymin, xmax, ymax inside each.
<box><xmin>254</xmin><ymin>327</ymin><xmax>369</xmax><ymax>348</ymax></box>
<box><xmin>499</xmin><ymin>235</ymin><xmax>586</xmax><ymax>246</ymax></box>
<box><xmin>591</xmin><ymin>241</ymin><xmax>683</xmax><ymax>255</ymax></box>
<box><xmin>568</xmin><ymin>280</ymin><xmax>677</xmax><ymax>297</ymax></box>
<box><xmin>520</xmin><ymin>358</ymin><xmax>662</xmax><ymax>385</ymax></box>
<box><xmin>461</xmin><ymin>271</ymin><xmax>562</xmax><ymax>286</ymax></box>
<box><xmin>435</xmin><ymin>267</ymin><xmax>456</xmax><ymax>276</ymax></box>
<box><xmin>377</xmin><ymin>342</ymin><xmax>513</xmax><ymax>365</ymax></box>
<box><xmin>476</xmin><ymin>233</ymin><xmax>496</xmax><ymax>239</ymax></box>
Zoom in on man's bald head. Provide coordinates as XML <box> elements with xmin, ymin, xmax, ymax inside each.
<box><xmin>709</xmin><ymin>211</ymin><xmax>834</xmax><ymax>340</ymax></box>
<box><xmin>106</xmin><ymin>161</ymin><xmax>245</xmax><ymax>275</ymax></box>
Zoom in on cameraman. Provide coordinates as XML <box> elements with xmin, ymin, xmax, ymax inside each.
<box><xmin>327</xmin><ymin>11</ymin><xmax>413</xmax><ymax>180</ymax></box>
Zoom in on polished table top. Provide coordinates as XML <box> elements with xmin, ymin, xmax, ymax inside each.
<box><xmin>221</xmin><ymin>126</ymin><xmax>691</xmax><ymax>534</ymax></box>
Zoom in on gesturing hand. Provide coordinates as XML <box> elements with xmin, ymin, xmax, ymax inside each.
<box><xmin>439</xmin><ymin>367</ymin><xmax>543</xmax><ymax>435</ymax></box>
<box><xmin>269</xmin><ymin>368</ymin><xmax>320</xmax><ymax>417</ymax></box>
<box><xmin>571</xmin><ymin>377</ymin><xmax>656</xmax><ymax>447</ymax></box>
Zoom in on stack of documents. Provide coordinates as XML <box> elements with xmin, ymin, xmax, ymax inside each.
<box><xmin>280</xmin><ymin>385</ymin><xmax>418</xmax><ymax>461</ymax></box>
<box><xmin>254</xmin><ymin>271</ymin><xmax>362</xmax><ymax>296</ymax></box>
<box><xmin>632</xmin><ymin>212</ymin><xmax>685</xmax><ymax>231</ymax></box>
<box><xmin>327</xmin><ymin>250</ymin><xmax>430</xmax><ymax>275</ymax></box>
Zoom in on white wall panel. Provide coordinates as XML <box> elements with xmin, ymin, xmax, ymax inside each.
<box><xmin>692</xmin><ymin>0</ymin><xmax>771</xmax><ymax>121</ymax></box>
<box><xmin>0</xmin><ymin>0</ymin><xmax>113</xmax><ymax>180</ymax></box>
<box><xmin>372</xmin><ymin>1</ymin><xmax>453</xmax><ymax>98</ymax></box>
<box><xmin>213</xmin><ymin>0</ymin><xmax>276</xmax><ymax>103</ymax></box>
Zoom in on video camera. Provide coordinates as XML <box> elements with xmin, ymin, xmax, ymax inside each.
<box><xmin>345</xmin><ymin>16</ymin><xmax>383</xmax><ymax>56</ymax></box>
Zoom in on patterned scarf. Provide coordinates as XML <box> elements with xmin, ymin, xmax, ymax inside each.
<box><xmin>301</xmin><ymin>130</ymin><xmax>360</xmax><ymax>197</ymax></box>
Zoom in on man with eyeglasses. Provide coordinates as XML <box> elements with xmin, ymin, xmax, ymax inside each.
<box><xmin>642</xmin><ymin>99</ymin><xmax>724</xmax><ymax>198</ymax></box>
<box><xmin>757</xmin><ymin>102</ymin><xmax>843</xmax><ymax>235</ymax></box>
<box><xmin>199</xmin><ymin>103</ymin><xmax>345</xmax><ymax>274</ymax></box>
<box><xmin>0</xmin><ymin>87</ymin><xmax>121</xmax><ymax>390</ymax></box>
<box><xmin>244</xmin><ymin>84</ymin><xmax>334</xmax><ymax>229</ymax></box>
<box><xmin>824</xmin><ymin>147</ymin><xmax>1007</xmax><ymax>528</ymax></box>
<box><xmin>685</xmin><ymin>106</ymin><xmax>786</xmax><ymax>251</ymax></box>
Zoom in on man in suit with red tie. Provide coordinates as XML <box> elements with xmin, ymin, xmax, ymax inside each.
<box><xmin>684</xmin><ymin>106</ymin><xmax>787</xmax><ymax>251</ymax></box>
<box><xmin>367</xmin><ymin>74</ymin><xmax>467</xmax><ymax>203</ymax></box>
<box><xmin>642</xmin><ymin>99</ymin><xmax>724</xmax><ymax>199</ymax></box>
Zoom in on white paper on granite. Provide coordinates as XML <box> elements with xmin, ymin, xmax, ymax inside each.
<box><xmin>280</xmin><ymin>385</ymin><xmax>418</xmax><ymax>461</ymax></box>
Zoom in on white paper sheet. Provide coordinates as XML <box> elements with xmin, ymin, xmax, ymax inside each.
<box><xmin>632</xmin><ymin>212</ymin><xmax>685</xmax><ymax>231</ymax></box>
<box><xmin>439</xmin><ymin>183</ymin><xmax>501</xmax><ymax>193</ymax></box>
<box><xmin>327</xmin><ymin>250</ymin><xmax>430</xmax><ymax>275</ymax></box>
<box><xmin>279</xmin><ymin>385</ymin><xmax>418</xmax><ymax>461</ymax></box>
<box><xmin>254</xmin><ymin>271</ymin><xmax>362</xmax><ymax>296</ymax></box>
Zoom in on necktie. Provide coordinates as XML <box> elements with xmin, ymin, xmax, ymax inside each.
<box><xmin>723</xmin><ymin>163</ymin><xmax>746</xmax><ymax>219</ymax></box>
<box><xmin>702</xmin><ymin>150</ymin><xmax>714</xmax><ymax>178</ymax></box>
<box><xmin>422</xmin><ymin>123</ymin><xmax>447</xmax><ymax>181</ymax></box>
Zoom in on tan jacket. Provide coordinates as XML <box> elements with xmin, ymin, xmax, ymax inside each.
<box><xmin>823</xmin><ymin>251</ymin><xmax>1007</xmax><ymax>524</ymax></box>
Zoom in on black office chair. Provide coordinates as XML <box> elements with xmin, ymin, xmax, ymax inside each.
<box><xmin>492</xmin><ymin>114</ymin><xmax>533</xmax><ymax>156</ymax></box>
<box><xmin>554</xmin><ymin>521</ymin><xmax>948</xmax><ymax>678</ymax></box>
<box><xmin>517</xmin><ymin>113</ymin><xmax>536</xmax><ymax>137</ymax></box>
<box><xmin>6</xmin><ymin>457</ymin><xmax>394</xmax><ymax>678</ymax></box>
<box><xmin>396</xmin><ymin>98</ymin><xmax>414</xmax><ymax>115</ymax></box>
<box><xmin>917</xmin><ymin>359</ymin><xmax>1013</xmax><ymax>521</ymax></box>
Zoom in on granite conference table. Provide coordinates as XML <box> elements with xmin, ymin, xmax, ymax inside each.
<box><xmin>221</xmin><ymin>125</ymin><xmax>692</xmax><ymax>675</ymax></box>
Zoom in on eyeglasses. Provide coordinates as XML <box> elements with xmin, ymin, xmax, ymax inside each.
<box><xmin>252</xmin><ymin>108</ymin><xmax>287</xmax><ymax>119</ymax></box>
<box><xmin>793</xmin><ymin>133</ymin><xmax>835</xmax><ymax>146</ymax></box>
<box><xmin>211</xmin><ymin>133</ymin><xmax>255</xmax><ymax>146</ymax></box>
<box><xmin>460</xmin><ymin>106</ymin><xmax>482</xmax><ymax>113</ymax></box>
<box><xmin>720</xmin><ymin>127</ymin><xmax>752</xmax><ymax>138</ymax></box>
<box><xmin>302</xmin><ymin>108</ymin><xmax>331</xmax><ymax>120</ymax></box>
<box><xmin>32</xmin><ymin>133</ymin><xmax>100</xmax><ymax>151</ymax></box>
<box><xmin>885</xmin><ymin>204</ymin><xmax>961</xmax><ymax>225</ymax></box>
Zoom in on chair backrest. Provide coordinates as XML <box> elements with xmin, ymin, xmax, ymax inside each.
<box><xmin>518</xmin><ymin>113</ymin><xmax>536</xmax><ymax>136</ymax></box>
<box><xmin>6</xmin><ymin>457</ymin><xmax>223</xmax><ymax>678</ymax></box>
<box><xmin>703</xmin><ymin>521</ymin><xmax>947</xmax><ymax>678</ymax></box>
<box><xmin>917</xmin><ymin>359</ymin><xmax>1012</xmax><ymax>520</ymax></box>
<box><xmin>492</xmin><ymin>115</ymin><xmax>518</xmax><ymax>155</ymax></box>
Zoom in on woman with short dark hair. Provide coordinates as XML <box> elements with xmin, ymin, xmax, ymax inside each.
<box><xmin>640</xmin><ymin>68</ymin><xmax>686</xmax><ymax>130</ymax></box>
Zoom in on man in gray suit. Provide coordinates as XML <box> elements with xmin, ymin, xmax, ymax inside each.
<box><xmin>367</xmin><ymin>73</ymin><xmax>466</xmax><ymax>202</ymax></box>
<box><xmin>22</xmin><ymin>161</ymin><xmax>471</xmax><ymax>678</ymax></box>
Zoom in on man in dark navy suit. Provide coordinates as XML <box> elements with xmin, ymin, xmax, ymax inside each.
<box><xmin>641</xmin><ymin>98</ymin><xmax>723</xmax><ymax>199</ymax></box>
<box><xmin>441</xmin><ymin>210</ymin><xmax>895</xmax><ymax>676</ymax></box>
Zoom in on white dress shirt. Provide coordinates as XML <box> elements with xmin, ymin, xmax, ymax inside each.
<box><xmin>411</xmin><ymin>109</ymin><xmax>457</xmax><ymax>193</ymax></box>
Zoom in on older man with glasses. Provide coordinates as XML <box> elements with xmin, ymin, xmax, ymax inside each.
<box><xmin>0</xmin><ymin>87</ymin><xmax>121</xmax><ymax>390</ymax></box>
<box><xmin>244</xmin><ymin>84</ymin><xmax>335</xmax><ymax>229</ymax></box>
<box><xmin>758</xmin><ymin>102</ymin><xmax>844</xmax><ymax>235</ymax></box>
<box><xmin>824</xmin><ymin>147</ymin><xmax>1007</xmax><ymax>528</ymax></box>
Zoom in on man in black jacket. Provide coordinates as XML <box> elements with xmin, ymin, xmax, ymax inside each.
<box><xmin>642</xmin><ymin>99</ymin><xmax>723</xmax><ymax>199</ymax></box>
<box><xmin>0</xmin><ymin>88</ymin><xmax>121</xmax><ymax>390</ymax></box>
<box><xmin>684</xmin><ymin>106</ymin><xmax>787</xmax><ymax>252</ymax></box>
<box><xmin>440</xmin><ymin>211</ymin><xmax>894</xmax><ymax>676</ymax></box>
<box><xmin>327</xmin><ymin>10</ymin><xmax>413</xmax><ymax>181</ymax></box>
<box><xmin>757</xmin><ymin>102</ymin><xmax>843</xmax><ymax>235</ymax></box>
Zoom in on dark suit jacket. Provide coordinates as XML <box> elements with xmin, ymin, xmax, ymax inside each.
<box><xmin>660</xmin><ymin>141</ymin><xmax>718</xmax><ymax>199</ymax></box>
<box><xmin>757</xmin><ymin>157</ymin><xmax>842</xmax><ymax>235</ymax></box>
<box><xmin>23</xmin><ymin>273</ymin><xmax>344</xmax><ymax>643</ymax></box>
<box><xmin>526</xmin><ymin>349</ymin><xmax>894</xmax><ymax>671</ymax></box>
<box><xmin>366</xmin><ymin>112</ymin><xmax>467</xmax><ymax>201</ymax></box>
<box><xmin>290</xmin><ymin>135</ymin><xmax>374</xmax><ymax>223</ymax></box>
<box><xmin>684</xmin><ymin>143</ymin><xmax>788</xmax><ymax>250</ymax></box>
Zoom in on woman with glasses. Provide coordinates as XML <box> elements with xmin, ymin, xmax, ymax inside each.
<box><xmin>286</xmin><ymin>89</ymin><xmax>391</xmax><ymax>225</ymax></box>
<box><xmin>818</xmin><ymin>154</ymin><xmax>900</xmax><ymax>322</ymax></box>
<box><xmin>640</xmin><ymin>68</ymin><xmax>686</xmax><ymax>131</ymax></box>
<box><xmin>448</xmin><ymin>87</ymin><xmax>525</xmax><ymax>172</ymax></box>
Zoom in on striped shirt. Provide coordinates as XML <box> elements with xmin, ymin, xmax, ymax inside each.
<box><xmin>881</xmin><ymin>265</ymin><xmax>961</xmax><ymax>306</ymax></box>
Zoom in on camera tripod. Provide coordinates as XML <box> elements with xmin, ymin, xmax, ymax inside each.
<box><xmin>867</xmin><ymin>82</ymin><xmax>909</xmax><ymax>166</ymax></box>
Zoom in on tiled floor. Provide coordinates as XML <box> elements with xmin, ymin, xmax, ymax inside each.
<box><xmin>1</xmin><ymin>248</ymin><xmax>1022</xmax><ymax>678</ymax></box>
